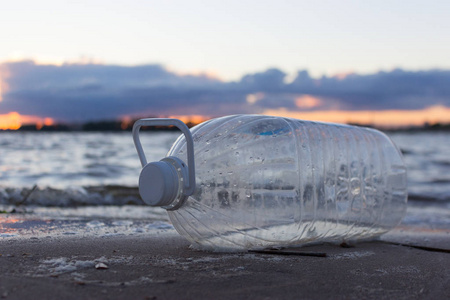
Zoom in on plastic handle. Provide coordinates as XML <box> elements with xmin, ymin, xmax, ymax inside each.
<box><xmin>132</xmin><ymin>118</ymin><xmax>196</xmax><ymax>196</ymax></box>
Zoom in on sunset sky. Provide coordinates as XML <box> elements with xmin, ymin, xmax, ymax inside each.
<box><xmin>1</xmin><ymin>1</ymin><xmax>449</xmax><ymax>128</ymax></box>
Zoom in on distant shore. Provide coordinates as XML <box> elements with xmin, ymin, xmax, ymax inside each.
<box><xmin>3</xmin><ymin>119</ymin><xmax>199</xmax><ymax>132</ymax></box>
<box><xmin>1</xmin><ymin>118</ymin><xmax>450</xmax><ymax>132</ymax></box>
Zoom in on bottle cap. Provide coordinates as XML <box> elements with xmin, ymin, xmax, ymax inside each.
<box><xmin>139</xmin><ymin>161</ymin><xmax>180</xmax><ymax>207</ymax></box>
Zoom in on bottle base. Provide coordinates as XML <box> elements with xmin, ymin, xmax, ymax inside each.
<box><xmin>179</xmin><ymin>221</ymin><xmax>389</xmax><ymax>252</ymax></box>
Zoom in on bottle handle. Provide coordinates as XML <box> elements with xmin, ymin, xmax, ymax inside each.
<box><xmin>132</xmin><ymin>118</ymin><xmax>196</xmax><ymax>196</ymax></box>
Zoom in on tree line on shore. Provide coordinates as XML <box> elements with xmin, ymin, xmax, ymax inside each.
<box><xmin>2</xmin><ymin>119</ymin><xmax>450</xmax><ymax>132</ymax></box>
<box><xmin>11</xmin><ymin>119</ymin><xmax>200</xmax><ymax>132</ymax></box>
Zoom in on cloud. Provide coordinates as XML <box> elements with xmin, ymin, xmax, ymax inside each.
<box><xmin>1</xmin><ymin>60</ymin><xmax>449</xmax><ymax>122</ymax></box>
<box><xmin>287</xmin><ymin>69</ymin><xmax>450</xmax><ymax>110</ymax></box>
<box><xmin>239</xmin><ymin>68</ymin><xmax>287</xmax><ymax>91</ymax></box>
<box><xmin>0</xmin><ymin>60</ymin><xmax>224</xmax><ymax>121</ymax></box>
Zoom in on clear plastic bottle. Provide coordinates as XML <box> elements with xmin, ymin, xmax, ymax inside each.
<box><xmin>133</xmin><ymin>115</ymin><xmax>407</xmax><ymax>251</ymax></box>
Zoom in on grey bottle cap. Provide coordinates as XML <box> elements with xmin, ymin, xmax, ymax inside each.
<box><xmin>138</xmin><ymin>161</ymin><xmax>179</xmax><ymax>206</ymax></box>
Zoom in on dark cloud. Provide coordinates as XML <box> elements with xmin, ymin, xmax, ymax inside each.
<box><xmin>287</xmin><ymin>69</ymin><xmax>450</xmax><ymax>110</ymax></box>
<box><xmin>239</xmin><ymin>68</ymin><xmax>287</xmax><ymax>91</ymax></box>
<box><xmin>1</xmin><ymin>60</ymin><xmax>449</xmax><ymax>122</ymax></box>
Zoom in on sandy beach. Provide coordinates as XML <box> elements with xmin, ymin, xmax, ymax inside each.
<box><xmin>1</xmin><ymin>226</ymin><xmax>449</xmax><ymax>300</ymax></box>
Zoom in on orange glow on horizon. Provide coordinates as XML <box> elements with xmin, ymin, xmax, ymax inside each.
<box><xmin>168</xmin><ymin>115</ymin><xmax>209</xmax><ymax>125</ymax></box>
<box><xmin>121</xmin><ymin>115</ymin><xmax>132</xmax><ymax>130</ymax></box>
<box><xmin>0</xmin><ymin>112</ymin><xmax>21</xmax><ymax>130</ymax></box>
<box><xmin>44</xmin><ymin>118</ymin><xmax>54</xmax><ymax>126</ymax></box>
<box><xmin>2</xmin><ymin>106</ymin><xmax>449</xmax><ymax>131</ymax></box>
<box><xmin>263</xmin><ymin>105</ymin><xmax>450</xmax><ymax>128</ymax></box>
<box><xmin>35</xmin><ymin>117</ymin><xmax>55</xmax><ymax>130</ymax></box>
<box><xmin>0</xmin><ymin>112</ymin><xmax>55</xmax><ymax>130</ymax></box>
<box><xmin>120</xmin><ymin>114</ymin><xmax>209</xmax><ymax>128</ymax></box>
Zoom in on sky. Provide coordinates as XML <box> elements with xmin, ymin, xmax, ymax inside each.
<box><xmin>1</xmin><ymin>0</ymin><xmax>450</xmax><ymax>128</ymax></box>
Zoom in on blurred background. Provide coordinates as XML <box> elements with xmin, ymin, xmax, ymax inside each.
<box><xmin>1</xmin><ymin>0</ymin><xmax>449</xmax><ymax>129</ymax></box>
<box><xmin>0</xmin><ymin>0</ymin><xmax>449</xmax><ymax>206</ymax></box>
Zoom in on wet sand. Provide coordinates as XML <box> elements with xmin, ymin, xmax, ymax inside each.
<box><xmin>1</xmin><ymin>229</ymin><xmax>449</xmax><ymax>300</ymax></box>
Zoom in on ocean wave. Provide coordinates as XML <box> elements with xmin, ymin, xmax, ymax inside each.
<box><xmin>1</xmin><ymin>184</ymin><xmax>449</xmax><ymax>208</ymax></box>
<box><xmin>0</xmin><ymin>185</ymin><xmax>143</xmax><ymax>207</ymax></box>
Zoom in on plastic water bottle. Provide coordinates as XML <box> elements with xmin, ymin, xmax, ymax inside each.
<box><xmin>133</xmin><ymin>115</ymin><xmax>407</xmax><ymax>251</ymax></box>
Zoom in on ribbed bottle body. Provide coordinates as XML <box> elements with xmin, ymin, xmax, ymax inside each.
<box><xmin>166</xmin><ymin>115</ymin><xmax>407</xmax><ymax>251</ymax></box>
